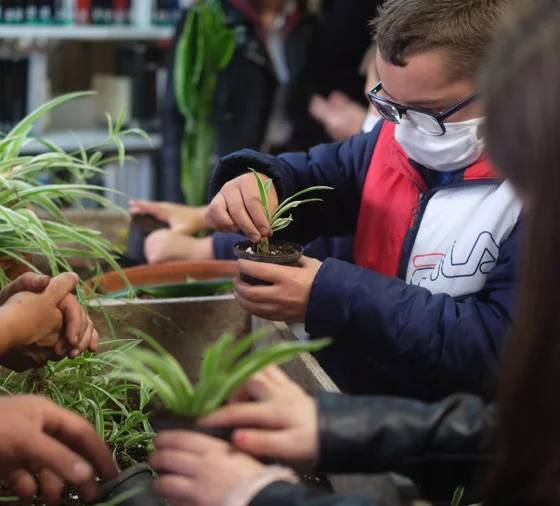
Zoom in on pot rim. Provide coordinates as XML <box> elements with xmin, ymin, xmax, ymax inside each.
<box><xmin>234</xmin><ymin>240</ymin><xmax>303</xmax><ymax>263</ymax></box>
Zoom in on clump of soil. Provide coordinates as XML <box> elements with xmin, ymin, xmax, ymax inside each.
<box><xmin>246</xmin><ymin>242</ymin><xmax>300</xmax><ymax>257</ymax></box>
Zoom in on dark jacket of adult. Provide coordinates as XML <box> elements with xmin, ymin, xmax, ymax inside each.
<box><xmin>159</xmin><ymin>0</ymin><xmax>381</xmax><ymax>203</ymax></box>
<box><xmin>251</xmin><ymin>394</ymin><xmax>495</xmax><ymax>505</ymax></box>
<box><xmin>160</xmin><ymin>0</ymin><xmax>322</xmax><ymax>202</ymax></box>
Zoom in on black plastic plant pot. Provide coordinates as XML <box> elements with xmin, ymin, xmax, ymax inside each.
<box><xmin>150</xmin><ymin>410</ymin><xmax>233</xmax><ymax>441</ymax></box>
<box><xmin>99</xmin><ymin>463</ymin><xmax>165</xmax><ymax>506</ymax></box>
<box><xmin>234</xmin><ymin>240</ymin><xmax>304</xmax><ymax>285</ymax></box>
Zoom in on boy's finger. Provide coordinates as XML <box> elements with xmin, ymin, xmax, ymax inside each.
<box><xmin>45</xmin><ymin>273</ymin><xmax>79</xmax><ymax>303</ymax></box>
<box><xmin>241</xmin><ymin>183</ymin><xmax>273</xmax><ymax>236</ymax></box>
<box><xmin>206</xmin><ymin>194</ymin><xmax>236</xmax><ymax>230</ymax></box>
<box><xmin>237</xmin><ymin>260</ymin><xmax>290</xmax><ymax>284</ymax></box>
<box><xmin>222</xmin><ymin>187</ymin><xmax>261</xmax><ymax>241</ymax></box>
<box><xmin>233</xmin><ymin>291</ymin><xmax>277</xmax><ymax>319</ymax></box>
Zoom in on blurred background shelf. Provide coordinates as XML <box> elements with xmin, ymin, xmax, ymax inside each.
<box><xmin>0</xmin><ymin>25</ymin><xmax>173</xmax><ymax>41</ymax></box>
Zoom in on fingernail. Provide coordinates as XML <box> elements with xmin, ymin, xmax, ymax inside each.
<box><xmin>234</xmin><ymin>431</ymin><xmax>247</xmax><ymax>445</ymax></box>
<box><xmin>73</xmin><ymin>461</ymin><xmax>92</xmax><ymax>481</ymax></box>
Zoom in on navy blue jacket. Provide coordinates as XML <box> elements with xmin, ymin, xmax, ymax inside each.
<box><xmin>209</xmin><ymin>122</ymin><xmax>521</xmax><ymax>400</ymax></box>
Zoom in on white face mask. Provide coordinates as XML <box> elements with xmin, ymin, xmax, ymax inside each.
<box><xmin>395</xmin><ymin>117</ymin><xmax>485</xmax><ymax>172</ymax></box>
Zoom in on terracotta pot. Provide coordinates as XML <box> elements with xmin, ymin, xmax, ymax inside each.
<box><xmin>92</xmin><ymin>260</ymin><xmax>239</xmax><ymax>294</ymax></box>
<box><xmin>0</xmin><ymin>256</ymin><xmax>32</xmax><ymax>281</ymax></box>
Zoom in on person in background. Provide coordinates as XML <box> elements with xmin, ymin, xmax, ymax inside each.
<box><xmin>160</xmin><ymin>0</ymin><xmax>333</xmax><ymax>205</ymax></box>
<box><xmin>309</xmin><ymin>44</ymin><xmax>380</xmax><ymax>142</ymax></box>
<box><xmin>149</xmin><ymin>3</ymin><xmax>560</xmax><ymax>504</ymax></box>
<box><xmin>127</xmin><ymin>0</ymin><xmax>379</xmax><ymax>264</ymax></box>
<box><xmin>206</xmin><ymin>0</ymin><xmax>522</xmax><ymax>399</ymax></box>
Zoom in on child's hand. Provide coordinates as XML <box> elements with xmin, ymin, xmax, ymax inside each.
<box><xmin>150</xmin><ymin>431</ymin><xmax>267</xmax><ymax>506</ymax></box>
<box><xmin>233</xmin><ymin>256</ymin><xmax>322</xmax><ymax>322</ymax></box>
<box><xmin>206</xmin><ymin>172</ymin><xmax>278</xmax><ymax>242</ymax></box>
<box><xmin>144</xmin><ymin>230</ymin><xmax>214</xmax><ymax>264</ymax></box>
<box><xmin>0</xmin><ymin>272</ymin><xmax>97</xmax><ymax>370</ymax></box>
<box><xmin>0</xmin><ymin>395</ymin><xmax>117</xmax><ymax>504</ymax></box>
<box><xmin>129</xmin><ymin>200</ymin><xmax>210</xmax><ymax>236</ymax></box>
<box><xmin>200</xmin><ymin>366</ymin><xmax>320</xmax><ymax>464</ymax></box>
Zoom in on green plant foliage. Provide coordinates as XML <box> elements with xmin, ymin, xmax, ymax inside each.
<box><xmin>0</xmin><ymin>92</ymin><xmax>140</xmax><ymax>297</ymax></box>
<box><xmin>250</xmin><ymin>169</ymin><xmax>333</xmax><ymax>255</ymax></box>
<box><xmin>451</xmin><ymin>486</ymin><xmax>465</xmax><ymax>506</ymax></box>
<box><xmin>175</xmin><ymin>0</ymin><xmax>237</xmax><ymax>206</ymax></box>
<box><xmin>0</xmin><ymin>339</ymin><xmax>154</xmax><ymax>468</ymax></box>
<box><xmin>111</xmin><ymin>327</ymin><xmax>331</xmax><ymax>418</ymax></box>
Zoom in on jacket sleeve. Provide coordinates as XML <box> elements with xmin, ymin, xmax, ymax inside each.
<box><xmin>316</xmin><ymin>393</ymin><xmax>494</xmax><ymax>475</ymax></box>
<box><xmin>250</xmin><ymin>482</ymin><xmax>378</xmax><ymax>506</ymax></box>
<box><xmin>307</xmin><ymin>222</ymin><xmax>521</xmax><ymax>399</ymax></box>
<box><xmin>207</xmin><ymin>123</ymin><xmax>383</xmax><ymax>245</ymax></box>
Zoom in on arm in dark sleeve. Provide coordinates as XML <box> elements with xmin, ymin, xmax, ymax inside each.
<box><xmin>306</xmin><ymin>223</ymin><xmax>521</xmax><ymax>399</ymax></box>
<box><xmin>251</xmin><ymin>481</ymin><xmax>379</xmax><ymax>506</ymax></box>
<box><xmin>212</xmin><ymin>232</ymin><xmax>245</xmax><ymax>260</ymax></box>
<box><xmin>316</xmin><ymin>393</ymin><xmax>494</xmax><ymax>475</ymax></box>
<box><xmin>208</xmin><ymin>124</ymin><xmax>383</xmax><ymax>245</ymax></box>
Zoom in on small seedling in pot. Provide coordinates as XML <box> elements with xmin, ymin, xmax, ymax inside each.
<box><xmin>110</xmin><ymin>327</ymin><xmax>330</xmax><ymax>435</ymax></box>
<box><xmin>233</xmin><ymin>170</ymin><xmax>331</xmax><ymax>283</ymax></box>
<box><xmin>249</xmin><ymin>169</ymin><xmax>332</xmax><ymax>256</ymax></box>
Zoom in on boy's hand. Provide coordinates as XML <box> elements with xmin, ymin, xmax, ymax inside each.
<box><xmin>206</xmin><ymin>172</ymin><xmax>278</xmax><ymax>243</ymax></box>
<box><xmin>233</xmin><ymin>257</ymin><xmax>322</xmax><ymax>322</ymax></box>
<box><xmin>144</xmin><ymin>230</ymin><xmax>214</xmax><ymax>264</ymax></box>
<box><xmin>150</xmin><ymin>431</ymin><xmax>265</xmax><ymax>506</ymax></box>
<box><xmin>0</xmin><ymin>273</ymin><xmax>98</xmax><ymax>370</ymax></box>
<box><xmin>129</xmin><ymin>200</ymin><xmax>210</xmax><ymax>236</ymax></box>
<box><xmin>200</xmin><ymin>366</ymin><xmax>319</xmax><ymax>463</ymax></box>
<box><xmin>0</xmin><ymin>395</ymin><xmax>117</xmax><ymax>504</ymax></box>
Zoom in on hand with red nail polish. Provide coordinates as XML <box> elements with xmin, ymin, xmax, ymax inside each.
<box><xmin>200</xmin><ymin>366</ymin><xmax>320</xmax><ymax>464</ymax></box>
<box><xmin>0</xmin><ymin>395</ymin><xmax>116</xmax><ymax>505</ymax></box>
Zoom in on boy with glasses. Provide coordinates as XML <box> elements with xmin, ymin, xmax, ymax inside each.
<box><xmin>206</xmin><ymin>0</ymin><xmax>522</xmax><ymax>399</ymax></box>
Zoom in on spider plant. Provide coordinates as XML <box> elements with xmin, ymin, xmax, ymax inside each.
<box><xmin>175</xmin><ymin>0</ymin><xmax>237</xmax><ymax>207</ymax></box>
<box><xmin>111</xmin><ymin>328</ymin><xmax>330</xmax><ymax>418</ymax></box>
<box><xmin>0</xmin><ymin>339</ymin><xmax>154</xmax><ymax>468</ymax></box>
<box><xmin>0</xmin><ymin>91</ymin><xmax>144</xmax><ymax>297</ymax></box>
<box><xmin>251</xmin><ymin>169</ymin><xmax>333</xmax><ymax>255</ymax></box>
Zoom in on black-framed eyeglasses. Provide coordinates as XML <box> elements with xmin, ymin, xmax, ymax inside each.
<box><xmin>367</xmin><ymin>81</ymin><xmax>478</xmax><ymax>136</ymax></box>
